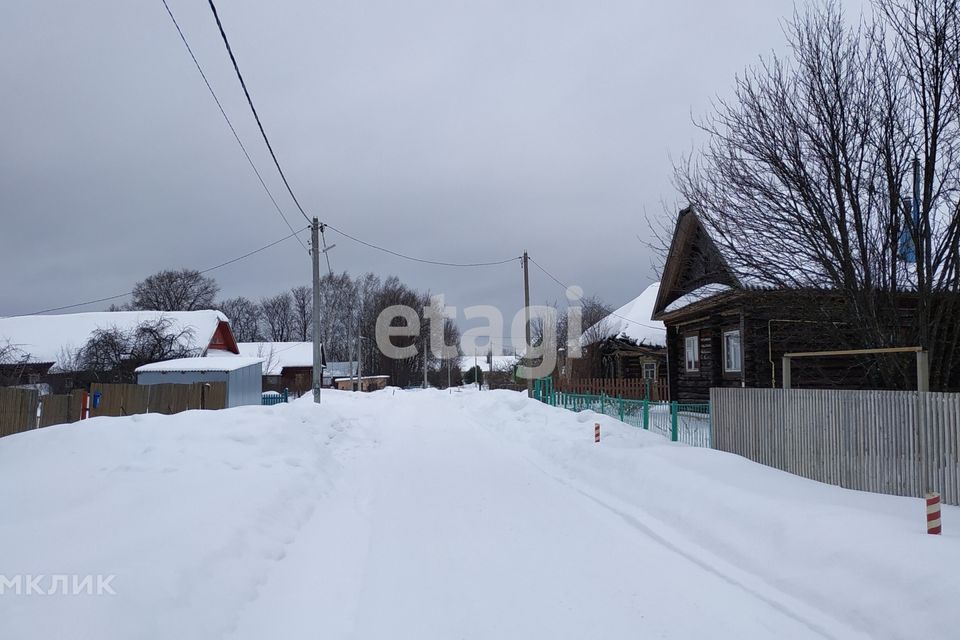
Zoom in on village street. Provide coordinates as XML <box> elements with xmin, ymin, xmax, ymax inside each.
<box><xmin>1</xmin><ymin>389</ymin><xmax>955</xmax><ymax>639</ymax></box>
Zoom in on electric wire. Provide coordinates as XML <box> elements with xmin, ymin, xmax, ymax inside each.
<box><xmin>160</xmin><ymin>0</ymin><xmax>308</xmax><ymax>252</ymax></box>
<box><xmin>527</xmin><ymin>255</ymin><xmax>666</xmax><ymax>332</ymax></box>
<box><xmin>206</xmin><ymin>0</ymin><xmax>313</xmax><ymax>225</ymax></box>
<box><xmin>9</xmin><ymin>227</ymin><xmax>309</xmax><ymax>318</ymax></box>
<box><xmin>324</xmin><ymin>223</ymin><xmax>521</xmax><ymax>268</ymax></box>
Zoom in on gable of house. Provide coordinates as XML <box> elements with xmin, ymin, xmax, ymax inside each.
<box><xmin>653</xmin><ymin>207</ymin><xmax>741</xmax><ymax>320</ymax></box>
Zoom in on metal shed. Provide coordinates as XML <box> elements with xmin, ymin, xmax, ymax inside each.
<box><xmin>135</xmin><ymin>357</ymin><xmax>264</xmax><ymax>408</ymax></box>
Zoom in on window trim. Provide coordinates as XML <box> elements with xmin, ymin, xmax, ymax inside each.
<box><xmin>642</xmin><ymin>362</ymin><xmax>657</xmax><ymax>380</ymax></box>
<box><xmin>684</xmin><ymin>334</ymin><xmax>700</xmax><ymax>372</ymax></box>
<box><xmin>723</xmin><ymin>329</ymin><xmax>742</xmax><ymax>373</ymax></box>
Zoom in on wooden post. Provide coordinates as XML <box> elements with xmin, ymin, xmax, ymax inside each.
<box><xmin>594</xmin><ymin>422</ymin><xmax>600</xmax><ymax>443</ymax></box>
<box><xmin>917</xmin><ymin>350</ymin><xmax>930</xmax><ymax>392</ymax></box>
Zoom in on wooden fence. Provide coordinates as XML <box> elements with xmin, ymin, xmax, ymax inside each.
<box><xmin>557</xmin><ymin>378</ymin><xmax>669</xmax><ymax>401</ymax></box>
<box><xmin>0</xmin><ymin>382</ymin><xmax>228</xmax><ymax>438</ymax></box>
<box><xmin>0</xmin><ymin>388</ymin><xmax>39</xmax><ymax>437</ymax></box>
<box><xmin>89</xmin><ymin>382</ymin><xmax>226</xmax><ymax>417</ymax></box>
<box><xmin>711</xmin><ymin>388</ymin><xmax>960</xmax><ymax>505</ymax></box>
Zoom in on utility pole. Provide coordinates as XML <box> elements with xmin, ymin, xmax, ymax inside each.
<box><xmin>311</xmin><ymin>218</ymin><xmax>322</xmax><ymax>404</ymax></box>
<box><xmin>422</xmin><ymin>332</ymin><xmax>428</xmax><ymax>389</ymax></box>
<box><xmin>357</xmin><ymin>317</ymin><xmax>363</xmax><ymax>391</ymax></box>
<box><xmin>447</xmin><ymin>356</ymin><xmax>451</xmax><ymax>390</ymax></box>
<box><xmin>522</xmin><ymin>250</ymin><xmax>532</xmax><ymax>398</ymax></box>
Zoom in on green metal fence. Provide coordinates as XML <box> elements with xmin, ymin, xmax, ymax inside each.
<box><xmin>535</xmin><ymin>379</ymin><xmax>710</xmax><ymax>447</ymax></box>
<box><xmin>262</xmin><ymin>389</ymin><xmax>290</xmax><ymax>406</ymax></box>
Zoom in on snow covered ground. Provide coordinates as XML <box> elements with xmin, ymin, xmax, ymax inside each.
<box><xmin>0</xmin><ymin>388</ymin><xmax>957</xmax><ymax>639</ymax></box>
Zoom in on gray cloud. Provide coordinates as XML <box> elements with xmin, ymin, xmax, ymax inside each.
<box><xmin>1</xmin><ymin>0</ymin><xmax>800</xmax><ymax>331</ymax></box>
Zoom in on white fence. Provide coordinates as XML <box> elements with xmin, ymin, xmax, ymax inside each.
<box><xmin>710</xmin><ymin>388</ymin><xmax>960</xmax><ymax>505</ymax></box>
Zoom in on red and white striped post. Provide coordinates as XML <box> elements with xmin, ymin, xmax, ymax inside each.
<box><xmin>594</xmin><ymin>422</ymin><xmax>600</xmax><ymax>443</ymax></box>
<box><xmin>926</xmin><ymin>493</ymin><xmax>942</xmax><ymax>535</ymax></box>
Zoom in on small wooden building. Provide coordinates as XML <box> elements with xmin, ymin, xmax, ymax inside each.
<box><xmin>652</xmin><ymin>208</ymin><xmax>936</xmax><ymax>402</ymax></box>
<box><xmin>334</xmin><ymin>375</ymin><xmax>389</xmax><ymax>392</ymax></box>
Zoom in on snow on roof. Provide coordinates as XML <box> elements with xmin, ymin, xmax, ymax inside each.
<box><xmin>0</xmin><ymin>310</ymin><xmax>230</xmax><ymax>369</ymax></box>
<box><xmin>663</xmin><ymin>283</ymin><xmax>735</xmax><ymax>314</ymax></box>
<box><xmin>581</xmin><ymin>283</ymin><xmax>666</xmax><ymax>347</ymax></box>
<box><xmin>237</xmin><ymin>342</ymin><xmax>316</xmax><ymax>376</ymax></box>
<box><xmin>135</xmin><ymin>356</ymin><xmax>264</xmax><ymax>373</ymax></box>
<box><xmin>460</xmin><ymin>354</ymin><xmax>520</xmax><ymax>373</ymax></box>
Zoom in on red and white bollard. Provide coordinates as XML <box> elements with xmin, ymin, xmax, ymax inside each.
<box><xmin>926</xmin><ymin>493</ymin><xmax>942</xmax><ymax>535</ymax></box>
<box><xmin>594</xmin><ymin>422</ymin><xmax>600</xmax><ymax>443</ymax></box>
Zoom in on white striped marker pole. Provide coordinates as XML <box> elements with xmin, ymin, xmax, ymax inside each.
<box><xmin>595</xmin><ymin>422</ymin><xmax>600</xmax><ymax>443</ymax></box>
<box><xmin>926</xmin><ymin>493</ymin><xmax>942</xmax><ymax>535</ymax></box>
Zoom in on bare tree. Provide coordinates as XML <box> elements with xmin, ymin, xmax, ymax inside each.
<box><xmin>77</xmin><ymin>317</ymin><xmax>197</xmax><ymax>382</ymax></box>
<box><xmin>132</xmin><ymin>269</ymin><xmax>219</xmax><ymax>311</ymax></box>
<box><xmin>259</xmin><ymin>293</ymin><xmax>294</xmax><ymax>342</ymax></box>
<box><xmin>0</xmin><ymin>340</ymin><xmax>29</xmax><ymax>386</ymax></box>
<box><xmin>217</xmin><ymin>296</ymin><xmax>261</xmax><ymax>342</ymax></box>
<box><xmin>674</xmin><ymin>0</ymin><xmax>960</xmax><ymax>389</ymax></box>
<box><xmin>290</xmin><ymin>285</ymin><xmax>312</xmax><ymax>341</ymax></box>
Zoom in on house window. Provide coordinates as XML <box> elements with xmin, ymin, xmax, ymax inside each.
<box><xmin>642</xmin><ymin>362</ymin><xmax>657</xmax><ymax>379</ymax></box>
<box><xmin>684</xmin><ymin>335</ymin><xmax>700</xmax><ymax>372</ymax></box>
<box><xmin>28</xmin><ymin>373</ymin><xmax>40</xmax><ymax>384</ymax></box>
<box><xmin>724</xmin><ymin>330</ymin><xmax>742</xmax><ymax>373</ymax></box>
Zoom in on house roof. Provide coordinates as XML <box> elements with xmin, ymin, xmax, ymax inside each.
<box><xmin>581</xmin><ymin>282</ymin><xmax>666</xmax><ymax>347</ymax></box>
<box><xmin>235</xmin><ymin>342</ymin><xmax>327</xmax><ymax>376</ymax></box>
<box><xmin>652</xmin><ymin>208</ymin><xmax>743</xmax><ymax>319</ymax></box>
<box><xmin>460</xmin><ymin>354</ymin><xmax>520</xmax><ymax>373</ymax></box>
<box><xmin>0</xmin><ymin>310</ymin><xmax>232</xmax><ymax>369</ymax></box>
<box><xmin>135</xmin><ymin>356</ymin><xmax>264</xmax><ymax>373</ymax></box>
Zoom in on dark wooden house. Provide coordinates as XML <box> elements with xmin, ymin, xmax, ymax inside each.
<box><xmin>651</xmin><ymin>208</ymin><xmax>936</xmax><ymax>402</ymax></box>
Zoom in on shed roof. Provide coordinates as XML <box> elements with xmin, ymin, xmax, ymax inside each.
<box><xmin>135</xmin><ymin>356</ymin><xmax>263</xmax><ymax>373</ymax></box>
<box><xmin>236</xmin><ymin>342</ymin><xmax>326</xmax><ymax>376</ymax></box>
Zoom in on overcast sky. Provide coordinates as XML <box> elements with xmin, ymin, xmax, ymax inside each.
<box><xmin>1</xmin><ymin>0</ymin><xmax>803</xmax><ymax>335</ymax></box>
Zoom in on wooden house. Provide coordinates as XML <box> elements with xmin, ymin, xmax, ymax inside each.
<box><xmin>0</xmin><ymin>310</ymin><xmax>239</xmax><ymax>392</ymax></box>
<box><xmin>651</xmin><ymin>208</ymin><xmax>939</xmax><ymax>402</ymax></box>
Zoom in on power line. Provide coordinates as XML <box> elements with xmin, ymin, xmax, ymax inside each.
<box><xmin>527</xmin><ymin>255</ymin><xmax>666</xmax><ymax>332</ymax></box>
<box><xmin>206</xmin><ymin>0</ymin><xmax>313</xmax><ymax>225</ymax></box>
<box><xmin>159</xmin><ymin>0</ymin><xmax>307</xmax><ymax>252</ymax></box>
<box><xmin>8</xmin><ymin>227</ymin><xmax>309</xmax><ymax>318</ymax></box>
<box><xmin>325</xmin><ymin>223</ymin><xmax>521</xmax><ymax>268</ymax></box>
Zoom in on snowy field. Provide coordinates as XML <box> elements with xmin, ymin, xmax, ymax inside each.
<box><xmin>0</xmin><ymin>388</ymin><xmax>957</xmax><ymax>639</ymax></box>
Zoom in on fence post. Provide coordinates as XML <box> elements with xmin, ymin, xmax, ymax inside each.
<box><xmin>618</xmin><ymin>395</ymin><xmax>624</xmax><ymax>422</ymax></box>
<box><xmin>643</xmin><ymin>398</ymin><xmax>649</xmax><ymax>430</ymax></box>
<box><xmin>670</xmin><ymin>401</ymin><xmax>679</xmax><ymax>442</ymax></box>
<box><xmin>283</xmin><ymin>388</ymin><xmax>289</xmax><ymax>403</ymax></box>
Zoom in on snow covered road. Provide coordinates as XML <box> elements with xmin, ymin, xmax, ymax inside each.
<box><xmin>1</xmin><ymin>388</ymin><xmax>958</xmax><ymax>639</ymax></box>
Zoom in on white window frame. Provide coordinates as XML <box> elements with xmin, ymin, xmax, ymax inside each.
<box><xmin>642</xmin><ymin>362</ymin><xmax>657</xmax><ymax>380</ymax></box>
<box><xmin>684</xmin><ymin>335</ymin><xmax>699</xmax><ymax>372</ymax></box>
<box><xmin>723</xmin><ymin>329</ymin><xmax>742</xmax><ymax>373</ymax></box>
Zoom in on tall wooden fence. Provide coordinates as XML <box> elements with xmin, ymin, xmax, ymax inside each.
<box><xmin>0</xmin><ymin>388</ymin><xmax>39</xmax><ymax>437</ymax></box>
<box><xmin>0</xmin><ymin>383</ymin><xmax>228</xmax><ymax>438</ymax></box>
<box><xmin>711</xmin><ymin>388</ymin><xmax>960</xmax><ymax>505</ymax></box>
<box><xmin>558</xmin><ymin>378</ymin><xmax>668</xmax><ymax>401</ymax></box>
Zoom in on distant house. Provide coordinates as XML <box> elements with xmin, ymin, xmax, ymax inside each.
<box><xmin>574</xmin><ymin>282</ymin><xmax>667</xmax><ymax>383</ymax></box>
<box><xmin>237</xmin><ymin>342</ymin><xmax>362</xmax><ymax>395</ymax></box>
<box><xmin>651</xmin><ymin>207</ymin><xmax>939</xmax><ymax>402</ymax></box>
<box><xmin>0</xmin><ymin>310</ymin><xmax>238</xmax><ymax>391</ymax></box>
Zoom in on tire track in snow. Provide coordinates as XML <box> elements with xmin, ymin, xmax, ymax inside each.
<box><xmin>507</xmin><ymin>445</ymin><xmax>868</xmax><ymax>640</ymax></box>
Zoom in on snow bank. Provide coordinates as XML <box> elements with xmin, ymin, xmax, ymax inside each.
<box><xmin>0</xmin><ymin>388</ymin><xmax>956</xmax><ymax>639</ymax></box>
